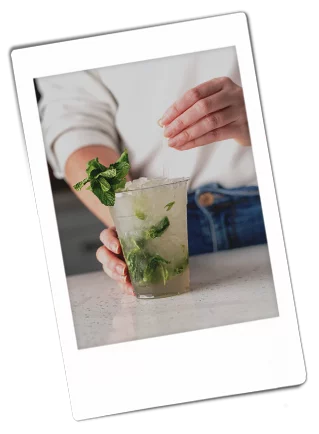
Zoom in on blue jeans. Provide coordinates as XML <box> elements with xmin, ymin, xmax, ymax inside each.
<box><xmin>187</xmin><ymin>183</ymin><xmax>267</xmax><ymax>256</ymax></box>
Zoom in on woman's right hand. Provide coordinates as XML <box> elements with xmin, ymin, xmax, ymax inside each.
<box><xmin>96</xmin><ymin>227</ymin><xmax>134</xmax><ymax>295</ymax></box>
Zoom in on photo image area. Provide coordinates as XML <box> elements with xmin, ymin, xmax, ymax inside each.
<box><xmin>35</xmin><ymin>46</ymin><xmax>278</xmax><ymax>349</ymax></box>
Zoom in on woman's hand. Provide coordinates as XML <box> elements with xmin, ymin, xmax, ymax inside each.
<box><xmin>159</xmin><ymin>77</ymin><xmax>251</xmax><ymax>149</ymax></box>
<box><xmin>96</xmin><ymin>227</ymin><xmax>134</xmax><ymax>296</ymax></box>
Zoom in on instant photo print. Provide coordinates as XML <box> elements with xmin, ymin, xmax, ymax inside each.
<box><xmin>12</xmin><ymin>13</ymin><xmax>306</xmax><ymax>420</ymax></box>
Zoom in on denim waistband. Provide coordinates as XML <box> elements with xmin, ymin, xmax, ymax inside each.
<box><xmin>188</xmin><ymin>183</ymin><xmax>260</xmax><ymax>208</ymax></box>
<box><xmin>187</xmin><ymin>183</ymin><xmax>261</xmax><ymax>253</ymax></box>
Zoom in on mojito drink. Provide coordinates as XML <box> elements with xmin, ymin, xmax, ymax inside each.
<box><xmin>110</xmin><ymin>177</ymin><xmax>190</xmax><ymax>298</ymax></box>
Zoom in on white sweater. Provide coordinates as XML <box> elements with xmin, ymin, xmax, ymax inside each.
<box><xmin>37</xmin><ymin>46</ymin><xmax>257</xmax><ymax>190</ymax></box>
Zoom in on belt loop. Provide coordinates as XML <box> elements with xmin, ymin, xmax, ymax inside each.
<box><xmin>195</xmin><ymin>189</ymin><xmax>218</xmax><ymax>253</ymax></box>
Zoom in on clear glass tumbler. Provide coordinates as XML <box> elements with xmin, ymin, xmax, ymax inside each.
<box><xmin>110</xmin><ymin>178</ymin><xmax>190</xmax><ymax>298</ymax></box>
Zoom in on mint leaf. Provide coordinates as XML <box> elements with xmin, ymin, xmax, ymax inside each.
<box><xmin>101</xmin><ymin>190</ymin><xmax>115</xmax><ymax>207</ymax></box>
<box><xmin>151</xmin><ymin>254</ymin><xmax>170</xmax><ymax>265</ymax></box>
<box><xmin>126</xmin><ymin>248</ymin><xmax>140</xmax><ymax>281</ymax></box>
<box><xmin>112</xmin><ymin>179</ymin><xmax>127</xmax><ymax>192</ymax></box>
<box><xmin>172</xmin><ymin>255</ymin><xmax>189</xmax><ymax>276</ymax></box>
<box><xmin>95</xmin><ymin>168</ymin><xmax>117</xmax><ymax>179</ymax></box>
<box><xmin>86</xmin><ymin>158</ymin><xmax>107</xmax><ymax>177</ymax></box>
<box><xmin>159</xmin><ymin>263</ymin><xmax>169</xmax><ymax>285</ymax></box>
<box><xmin>90</xmin><ymin>179</ymin><xmax>115</xmax><ymax>206</ymax></box>
<box><xmin>73</xmin><ymin>178</ymin><xmax>89</xmax><ymax>191</ymax></box>
<box><xmin>127</xmin><ymin>248</ymin><xmax>149</xmax><ymax>283</ymax></box>
<box><xmin>98</xmin><ymin>177</ymin><xmax>111</xmax><ymax>192</ymax></box>
<box><xmin>145</xmin><ymin>216</ymin><xmax>170</xmax><ymax>239</ymax></box>
<box><xmin>112</xmin><ymin>161</ymin><xmax>130</xmax><ymax>180</ymax></box>
<box><xmin>116</xmin><ymin>149</ymin><xmax>129</xmax><ymax>164</ymax></box>
<box><xmin>164</xmin><ymin>201</ymin><xmax>175</xmax><ymax>211</ymax></box>
<box><xmin>135</xmin><ymin>209</ymin><xmax>146</xmax><ymax>220</ymax></box>
<box><xmin>143</xmin><ymin>255</ymin><xmax>170</xmax><ymax>284</ymax></box>
<box><xmin>173</xmin><ymin>265</ymin><xmax>185</xmax><ymax>276</ymax></box>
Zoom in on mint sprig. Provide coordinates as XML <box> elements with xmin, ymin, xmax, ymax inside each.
<box><xmin>73</xmin><ymin>149</ymin><xmax>130</xmax><ymax>206</ymax></box>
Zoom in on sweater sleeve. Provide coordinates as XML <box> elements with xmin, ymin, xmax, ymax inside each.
<box><xmin>37</xmin><ymin>69</ymin><xmax>120</xmax><ymax>179</ymax></box>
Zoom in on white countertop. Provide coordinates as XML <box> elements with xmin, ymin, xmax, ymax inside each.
<box><xmin>67</xmin><ymin>244</ymin><xmax>278</xmax><ymax>349</ymax></box>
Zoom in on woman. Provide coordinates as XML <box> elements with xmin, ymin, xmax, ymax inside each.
<box><xmin>37</xmin><ymin>46</ymin><xmax>266</xmax><ymax>295</ymax></box>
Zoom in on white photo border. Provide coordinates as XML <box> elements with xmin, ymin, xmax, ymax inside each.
<box><xmin>12</xmin><ymin>13</ymin><xmax>306</xmax><ymax>420</ymax></box>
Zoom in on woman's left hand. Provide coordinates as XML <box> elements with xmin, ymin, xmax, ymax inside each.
<box><xmin>159</xmin><ymin>77</ymin><xmax>251</xmax><ymax>149</ymax></box>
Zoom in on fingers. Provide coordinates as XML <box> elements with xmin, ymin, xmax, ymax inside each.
<box><xmin>100</xmin><ymin>227</ymin><xmax>121</xmax><ymax>254</ymax></box>
<box><xmin>96</xmin><ymin>244</ymin><xmax>126</xmax><ymax>273</ymax></box>
<box><xmin>168</xmin><ymin>106</ymin><xmax>238</xmax><ymax>149</ymax></box>
<box><xmin>101</xmin><ymin>262</ymin><xmax>128</xmax><ymax>282</ymax></box>
<box><xmin>159</xmin><ymin>78</ymin><xmax>224</xmax><ymax>126</ymax></box>
<box><xmin>163</xmin><ymin>90</ymin><xmax>232</xmax><ymax>139</ymax></box>
<box><xmin>176</xmin><ymin>124</ymin><xmax>239</xmax><ymax>151</ymax></box>
<box><xmin>98</xmin><ymin>227</ymin><xmax>135</xmax><ymax>296</ymax></box>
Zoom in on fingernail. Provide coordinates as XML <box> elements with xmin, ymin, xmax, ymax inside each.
<box><xmin>168</xmin><ymin>138</ymin><xmax>177</xmax><ymax>147</ymax></box>
<box><xmin>116</xmin><ymin>264</ymin><xmax>126</xmax><ymax>275</ymax></box>
<box><xmin>161</xmin><ymin>113</ymin><xmax>169</xmax><ymax>125</ymax></box>
<box><xmin>157</xmin><ymin>118</ymin><xmax>163</xmax><ymax>127</ymax></box>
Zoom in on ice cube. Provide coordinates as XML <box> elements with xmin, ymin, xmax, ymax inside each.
<box><xmin>123</xmin><ymin>177</ymin><xmax>189</xmax><ymax>192</ymax></box>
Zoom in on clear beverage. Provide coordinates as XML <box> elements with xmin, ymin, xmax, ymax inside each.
<box><xmin>110</xmin><ymin>177</ymin><xmax>190</xmax><ymax>298</ymax></box>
